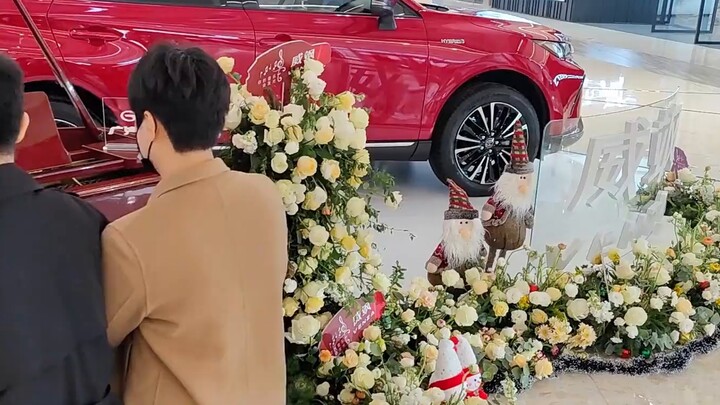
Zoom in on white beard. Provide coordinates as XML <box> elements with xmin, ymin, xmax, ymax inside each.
<box><xmin>493</xmin><ymin>172</ymin><xmax>534</xmax><ymax>218</ymax></box>
<box><xmin>442</xmin><ymin>218</ymin><xmax>485</xmax><ymax>269</ymax></box>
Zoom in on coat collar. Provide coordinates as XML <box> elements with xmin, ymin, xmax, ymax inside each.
<box><xmin>150</xmin><ymin>158</ymin><xmax>230</xmax><ymax>201</ymax></box>
<box><xmin>0</xmin><ymin>163</ymin><xmax>43</xmax><ymax>203</ymax></box>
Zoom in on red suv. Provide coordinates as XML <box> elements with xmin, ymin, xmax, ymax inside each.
<box><xmin>1</xmin><ymin>0</ymin><xmax>584</xmax><ymax>196</ymax></box>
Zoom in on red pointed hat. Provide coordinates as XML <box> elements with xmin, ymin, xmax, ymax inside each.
<box><xmin>507</xmin><ymin>121</ymin><xmax>533</xmax><ymax>175</ymax></box>
<box><xmin>445</xmin><ymin>179</ymin><xmax>478</xmax><ymax>220</ymax></box>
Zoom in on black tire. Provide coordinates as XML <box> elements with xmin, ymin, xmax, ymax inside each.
<box><xmin>429</xmin><ymin>83</ymin><xmax>540</xmax><ymax>197</ymax></box>
<box><xmin>50</xmin><ymin>99</ymin><xmax>83</xmax><ymax>128</ymax></box>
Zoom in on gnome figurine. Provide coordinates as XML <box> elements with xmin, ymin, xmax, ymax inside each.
<box><xmin>451</xmin><ymin>335</ymin><xmax>489</xmax><ymax>400</ymax></box>
<box><xmin>428</xmin><ymin>339</ymin><xmax>467</xmax><ymax>402</ymax></box>
<box><xmin>483</xmin><ymin>122</ymin><xmax>535</xmax><ymax>270</ymax></box>
<box><xmin>426</xmin><ymin>180</ymin><xmax>487</xmax><ymax>287</ymax></box>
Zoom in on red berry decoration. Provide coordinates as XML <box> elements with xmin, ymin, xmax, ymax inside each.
<box><xmin>700</xmin><ymin>281</ymin><xmax>710</xmax><ymax>290</ymax></box>
<box><xmin>621</xmin><ymin>349</ymin><xmax>631</xmax><ymax>359</ymax></box>
<box><xmin>529</xmin><ymin>284</ymin><xmax>539</xmax><ymax>292</ymax></box>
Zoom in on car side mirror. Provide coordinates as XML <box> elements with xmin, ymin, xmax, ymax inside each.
<box><xmin>371</xmin><ymin>4</ymin><xmax>397</xmax><ymax>31</ymax></box>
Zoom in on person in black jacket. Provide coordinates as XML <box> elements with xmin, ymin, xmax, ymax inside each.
<box><xmin>0</xmin><ymin>54</ymin><xmax>119</xmax><ymax>404</ymax></box>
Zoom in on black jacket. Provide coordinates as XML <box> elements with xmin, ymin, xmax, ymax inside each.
<box><xmin>0</xmin><ymin>163</ymin><xmax>119</xmax><ymax>405</ymax></box>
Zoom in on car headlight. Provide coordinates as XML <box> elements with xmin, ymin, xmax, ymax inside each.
<box><xmin>535</xmin><ymin>40</ymin><xmax>574</xmax><ymax>60</ymax></box>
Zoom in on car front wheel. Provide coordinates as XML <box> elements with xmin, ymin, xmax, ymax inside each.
<box><xmin>429</xmin><ymin>83</ymin><xmax>540</xmax><ymax>197</ymax></box>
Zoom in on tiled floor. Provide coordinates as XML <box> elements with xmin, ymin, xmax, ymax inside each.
<box><xmin>374</xmin><ymin>3</ymin><xmax>720</xmax><ymax>404</ymax></box>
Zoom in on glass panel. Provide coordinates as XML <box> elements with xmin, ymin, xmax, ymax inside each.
<box><xmin>529</xmin><ymin>90</ymin><xmax>683</xmax><ymax>271</ymax></box>
<box><xmin>653</xmin><ymin>0</ymin><xmax>704</xmax><ymax>32</ymax></box>
<box><xmin>101</xmin><ymin>97</ymin><xmax>138</xmax><ymax>152</ymax></box>
<box><xmin>695</xmin><ymin>0</ymin><xmax>720</xmax><ymax>42</ymax></box>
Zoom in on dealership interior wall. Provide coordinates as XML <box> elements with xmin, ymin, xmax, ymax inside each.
<box><xmin>374</xmin><ymin>0</ymin><xmax>720</xmax><ymax>403</ymax></box>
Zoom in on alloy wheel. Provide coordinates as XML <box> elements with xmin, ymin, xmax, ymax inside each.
<box><xmin>55</xmin><ymin>118</ymin><xmax>79</xmax><ymax>128</ymax></box>
<box><xmin>453</xmin><ymin>102</ymin><xmax>526</xmax><ymax>185</ymax></box>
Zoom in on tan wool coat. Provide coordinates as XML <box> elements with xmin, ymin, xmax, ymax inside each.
<box><xmin>102</xmin><ymin>158</ymin><xmax>288</xmax><ymax>405</ymax></box>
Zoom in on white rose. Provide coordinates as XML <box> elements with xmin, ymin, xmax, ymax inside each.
<box><xmin>529</xmin><ymin>291</ymin><xmax>552</xmax><ymax>307</ymax></box>
<box><xmin>677</xmin><ymin>167</ymin><xmax>696</xmax><ymax>183</ymax></box>
<box><xmin>333</xmin><ymin>120</ymin><xmax>355</xmax><ymax>150</ymax></box>
<box><xmin>284</xmin><ymin>141</ymin><xmax>300</xmax><ymax>155</ymax></box>
<box><xmin>632</xmin><ymin>238</ymin><xmax>650</xmax><ymax>257</ymax></box>
<box><xmin>567</xmin><ymin>299</ymin><xmax>590</xmax><ymax>320</ymax></box>
<box><xmin>573</xmin><ymin>274</ymin><xmax>585</xmax><ymax>284</ymax></box>
<box><xmin>648</xmin><ymin>263</ymin><xmax>671</xmax><ymax>286</ymax></box>
<box><xmin>705</xmin><ymin>323</ymin><xmax>717</xmax><ymax>336</ymax></box>
<box><xmin>283</xmin><ymin>103</ymin><xmax>306</xmax><ymax>126</ymax></box>
<box><xmin>679</xmin><ymin>318</ymin><xmax>695</xmax><ymax>334</ymax></box>
<box><xmin>346</xmin><ymin>197</ymin><xmax>366</xmax><ymax>217</ymax></box>
<box><xmin>270</xmin><ymin>153</ymin><xmax>289</xmax><ymax>174</ymax></box>
<box><xmin>372</xmin><ymin>273</ymin><xmax>391</xmax><ymax>294</ymax></box>
<box><xmin>455</xmin><ymin>304</ymin><xmax>479</xmax><ymax>327</ymax></box>
<box><xmin>303</xmin><ymin>187</ymin><xmax>328</xmax><ymax>211</ymax></box>
<box><xmin>501</xmin><ymin>327</ymin><xmax>516</xmax><ymax>339</ymax></box>
<box><xmin>505</xmin><ymin>287</ymin><xmax>524</xmax><ymax>304</ymax></box>
<box><xmin>615</xmin><ymin>262</ymin><xmax>635</xmax><ymax>280</ymax></box>
<box><xmin>609</xmin><ymin>291</ymin><xmax>624</xmax><ymax>306</ymax></box>
<box><xmin>511</xmin><ymin>310</ymin><xmax>528</xmax><ymax>325</ymax></box>
<box><xmin>265</xmin><ymin>109</ymin><xmax>281</xmax><ymax>129</ymax></box>
<box><xmin>316</xmin><ymin>382</ymin><xmax>330</xmax><ymax>397</ymax></box>
<box><xmin>224</xmin><ymin>104</ymin><xmax>243</xmax><ymax>131</ymax></box>
<box><xmin>671</xmin><ymin>330</ymin><xmax>680</xmax><ymax>343</ymax></box>
<box><xmin>706</xmin><ymin>210</ymin><xmax>720</xmax><ymax>222</ymax></box>
<box><xmin>622</xmin><ymin>286</ymin><xmax>642</xmax><ymax>305</ymax></box>
<box><xmin>423</xmin><ymin>387</ymin><xmax>445</xmax><ymax>404</ymax></box>
<box><xmin>304</xmin><ymin>58</ymin><xmax>325</xmax><ymax>75</ymax></box>
<box><xmin>316</xmin><ymin>116</ymin><xmax>332</xmax><ymax>130</ymax></box>
<box><xmin>351</xmin><ymin>367</ymin><xmax>376</xmax><ymax>390</ymax></box>
<box><xmin>442</xmin><ymin>269</ymin><xmax>461</xmax><ymax>288</ymax></box>
<box><xmin>650</xmin><ymin>297</ymin><xmax>664</xmax><ymax>310</ymax></box>
<box><xmin>547</xmin><ymin>287</ymin><xmax>562</xmax><ymax>301</ymax></box>
<box><xmin>308</xmin><ymin>225</ymin><xmax>330</xmax><ymax>246</ymax></box>
<box><xmin>682</xmin><ymin>253</ymin><xmax>703</xmax><ymax>267</ymax></box>
<box><xmin>624</xmin><ymin>307</ymin><xmax>648</xmax><ymax>326</ymax></box>
<box><xmin>231</xmin><ymin>132</ymin><xmax>258</xmax><ymax>154</ymax></box>
<box><xmin>385</xmin><ymin>191</ymin><xmax>403</xmax><ymax>209</ymax></box>
<box><xmin>264</xmin><ymin>127</ymin><xmax>285</xmax><ymax>147</ymax></box>
<box><xmin>565</xmin><ymin>283</ymin><xmax>579</xmax><ymax>298</ymax></box>
<box><xmin>303</xmin><ymin>72</ymin><xmax>327</xmax><ymax>100</ymax></box>
<box><xmin>626</xmin><ymin>325</ymin><xmax>639</xmax><ymax>339</ymax></box>
<box><xmin>320</xmin><ymin>159</ymin><xmax>341</xmax><ymax>183</ymax></box>
<box><xmin>349</xmin><ymin>108</ymin><xmax>370</xmax><ymax>129</ymax></box>
<box><xmin>283</xmin><ymin>279</ymin><xmax>298</xmax><ymax>294</ymax></box>
<box><xmin>349</xmin><ymin>128</ymin><xmax>367</xmax><ymax>150</ymax></box>
<box><xmin>289</xmin><ymin>315</ymin><xmax>321</xmax><ymax>344</ymax></box>
<box><xmin>614</xmin><ymin>317</ymin><xmax>625</xmax><ymax>326</ymax></box>
<box><xmin>658</xmin><ymin>286</ymin><xmax>672</xmax><ymax>297</ymax></box>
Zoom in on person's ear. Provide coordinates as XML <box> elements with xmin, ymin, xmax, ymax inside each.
<box><xmin>142</xmin><ymin>111</ymin><xmax>158</xmax><ymax>141</ymax></box>
<box><xmin>15</xmin><ymin>112</ymin><xmax>29</xmax><ymax>145</ymax></box>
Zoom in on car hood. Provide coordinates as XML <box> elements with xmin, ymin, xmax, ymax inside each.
<box><xmin>421</xmin><ymin>4</ymin><xmax>567</xmax><ymax>41</ymax></box>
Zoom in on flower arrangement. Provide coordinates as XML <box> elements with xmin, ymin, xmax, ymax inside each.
<box><xmin>216</xmin><ymin>55</ymin><xmax>720</xmax><ymax>404</ymax></box>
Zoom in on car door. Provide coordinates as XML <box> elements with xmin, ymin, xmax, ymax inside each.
<box><xmin>242</xmin><ymin>0</ymin><xmax>429</xmax><ymax>144</ymax></box>
<box><xmin>46</xmin><ymin>0</ymin><xmax>256</xmax><ymax>123</ymax></box>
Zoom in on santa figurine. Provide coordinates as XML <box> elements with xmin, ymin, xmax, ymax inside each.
<box><xmin>428</xmin><ymin>339</ymin><xmax>467</xmax><ymax>402</ymax></box>
<box><xmin>426</xmin><ymin>180</ymin><xmax>487</xmax><ymax>287</ymax></box>
<box><xmin>482</xmin><ymin>122</ymin><xmax>535</xmax><ymax>270</ymax></box>
<box><xmin>451</xmin><ymin>335</ymin><xmax>489</xmax><ymax>400</ymax></box>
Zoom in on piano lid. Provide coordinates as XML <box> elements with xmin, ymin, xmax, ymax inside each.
<box><xmin>11</xmin><ymin>0</ymin><xmax>101</xmax><ymax>138</ymax></box>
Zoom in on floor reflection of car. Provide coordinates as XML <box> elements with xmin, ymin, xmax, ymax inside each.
<box><xmin>2</xmin><ymin>0</ymin><xmax>584</xmax><ymax>196</ymax></box>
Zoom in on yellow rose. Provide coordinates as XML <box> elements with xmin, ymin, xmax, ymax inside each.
<box><xmin>305</xmin><ymin>296</ymin><xmax>324</xmax><ymax>314</ymax></box>
<box><xmin>351</xmin><ymin>367</ymin><xmax>376</xmax><ymax>390</ymax></box>
<box><xmin>363</xmin><ymin>325</ymin><xmax>382</xmax><ymax>341</ymax></box>
<box><xmin>308</xmin><ymin>225</ymin><xmax>329</xmax><ymax>246</ymax></box>
<box><xmin>546</xmin><ymin>287</ymin><xmax>562</xmax><ymax>301</ymax></box>
<box><xmin>346</xmin><ymin>197</ymin><xmax>366</xmax><ymax>217</ymax></box>
<box><xmin>401</xmin><ymin>309</ymin><xmax>415</xmax><ymax>323</ymax></box>
<box><xmin>493</xmin><ymin>301</ymin><xmax>509</xmax><ymax>317</ymax></box>
<box><xmin>303</xmin><ymin>187</ymin><xmax>327</xmax><ymax>211</ymax></box>
<box><xmin>348</xmin><ymin>176</ymin><xmax>362</xmax><ymax>189</ymax></box>
<box><xmin>216</xmin><ymin>56</ymin><xmax>235</xmax><ymax>74</ymax></box>
<box><xmin>454</xmin><ymin>304</ymin><xmax>479</xmax><ymax>327</ymax></box>
<box><xmin>289</xmin><ymin>315</ymin><xmax>321</xmax><ymax>344</ymax></box>
<box><xmin>349</xmin><ymin>128</ymin><xmax>367</xmax><ymax>150</ymax></box>
<box><xmin>354</xmin><ymin>149</ymin><xmax>371</xmax><ymax>165</ymax></box>
<box><xmin>512</xmin><ymin>354</ymin><xmax>528</xmax><ymax>368</ymax></box>
<box><xmin>331</xmin><ymin>223</ymin><xmax>348</xmax><ymax>241</ymax></box>
<box><xmin>472</xmin><ymin>279</ymin><xmax>489</xmax><ymax>295</ymax></box>
<box><xmin>265</xmin><ymin>109</ymin><xmax>281</xmax><ymax>129</ymax></box>
<box><xmin>339</xmin><ymin>388</ymin><xmax>355</xmax><ymax>403</ymax></box>
<box><xmin>349</xmin><ymin>108</ymin><xmax>370</xmax><ymax>129</ymax></box>
<box><xmin>286</xmin><ymin>125</ymin><xmax>304</xmax><ymax>142</ymax></box>
<box><xmin>422</xmin><ymin>344</ymin><xmax>439</xmax><ymax>361</ymax></box>
<box><xmin>320</xmin><ymin>159</ymin><xmax>341</xmax><ymax>183</ymax></box>
<box><xmin>359</xmin><ymin>245</ymin><xmax>371</xmax><ymax>259</ymax></box>
<box><xmin>531</xmin><ymin>309</ymin><xmax>548</xmax><ymax>324</ymax></box>
<box><xmin>336</xmin><ymin>91</ymin><xmax>356</xmax><ymax>111</ymax></box>
<box><xmin>464</xmin><ymin>398</ymin><xmax>488</xmax><ymax>405</ymax></box>
<box><xmin>270</xmin><ymin>153</ymin><xmax>288</xmax><ymax>174</ymax></box>
<box><xmin>264</xmin><ymin>127</ymin><xmax>285</xmax><ymax>146</ymax></box>
<box><xmin>353</xmin><ymin>165</ymin><xmax>368</xmax><ymax>178</ymax></box>
<box><xmin>534</xmin><ymin>358</ymin><xmax>554</xmax><ymax>379</ymax></box>
<box><xmin>249</xmin><ymin>98</ymin><xmax>270</xmax><ymax>124</ymax></box>
<box><xmin>342</xmin><ymin>349</ymin><xmax>360</xmax><ymax>368</ymax></box>
<box><xmin>340</xmin><ymin>235</ymin><xmax>357</xmax><ymax>251</ymax></box>
<box><xmin>676</xmin><ymin>297</ymin><xmax>695</xmax><ymax>316</ymax></box>
<box><xmin>282</xmin><ymin>297</ymin><xmax>299</xmax><ymax>317</ymax></box>
<box><xmin>296</xmin><ymin>156</ymin><xmax>318</xmax><ymax>178</ymax></box>
<box><xmin>335</xmin><ymin>266</ymin><xmax>351</xmax><ymax>285</ymax></box>
<box><xmin>314</xmin><ymin>126</ymin><xmax>335</xmax><ymax>145</ymax></box>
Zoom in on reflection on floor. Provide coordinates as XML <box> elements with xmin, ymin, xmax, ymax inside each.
<box><xmin>374</xmin><ymin>3</ymin><xmax>720</xmax><ymax>403</ymax></box>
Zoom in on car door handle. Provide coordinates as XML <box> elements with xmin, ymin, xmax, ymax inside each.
<box><xmin>258</xmin><ymin>34</ymin><xmax>292</xmax><ymax>47</ymax></box>
<box><xmin>69</xmin><ymin>28</ymin><xmax>121</xmax><ymax>45</ymax></box>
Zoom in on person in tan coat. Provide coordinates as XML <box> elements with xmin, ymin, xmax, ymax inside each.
<box><xmin>102</xmin><ymin>44</ymin><xmax>288</xmax><ymax>405</ymax></box>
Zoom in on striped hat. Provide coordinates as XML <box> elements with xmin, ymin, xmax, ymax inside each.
<box><xmin>507</xmin><ymin>121</ymin><xmax>533</xmax><ymax>175</ymax></box>
<box><xmin>445</xmin><ymin>179</ymin><xmax>478</xmax><ymax>220</ymax></box>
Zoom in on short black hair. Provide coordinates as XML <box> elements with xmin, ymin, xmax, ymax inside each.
<box><xmin>128</xmin><ymin>43</ymin><xmax>230</xmax><ymax>152</ymax></box>
<box><xmin>0</xmin><ymin>54</ymin><xmax>24</xmax><ymax>155</ymax></box>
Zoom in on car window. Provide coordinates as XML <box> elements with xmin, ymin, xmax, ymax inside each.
<box><xmin>245</xmin><ymin>0</ymin><xmax>417</xmax><ymax>16</ymax></box>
